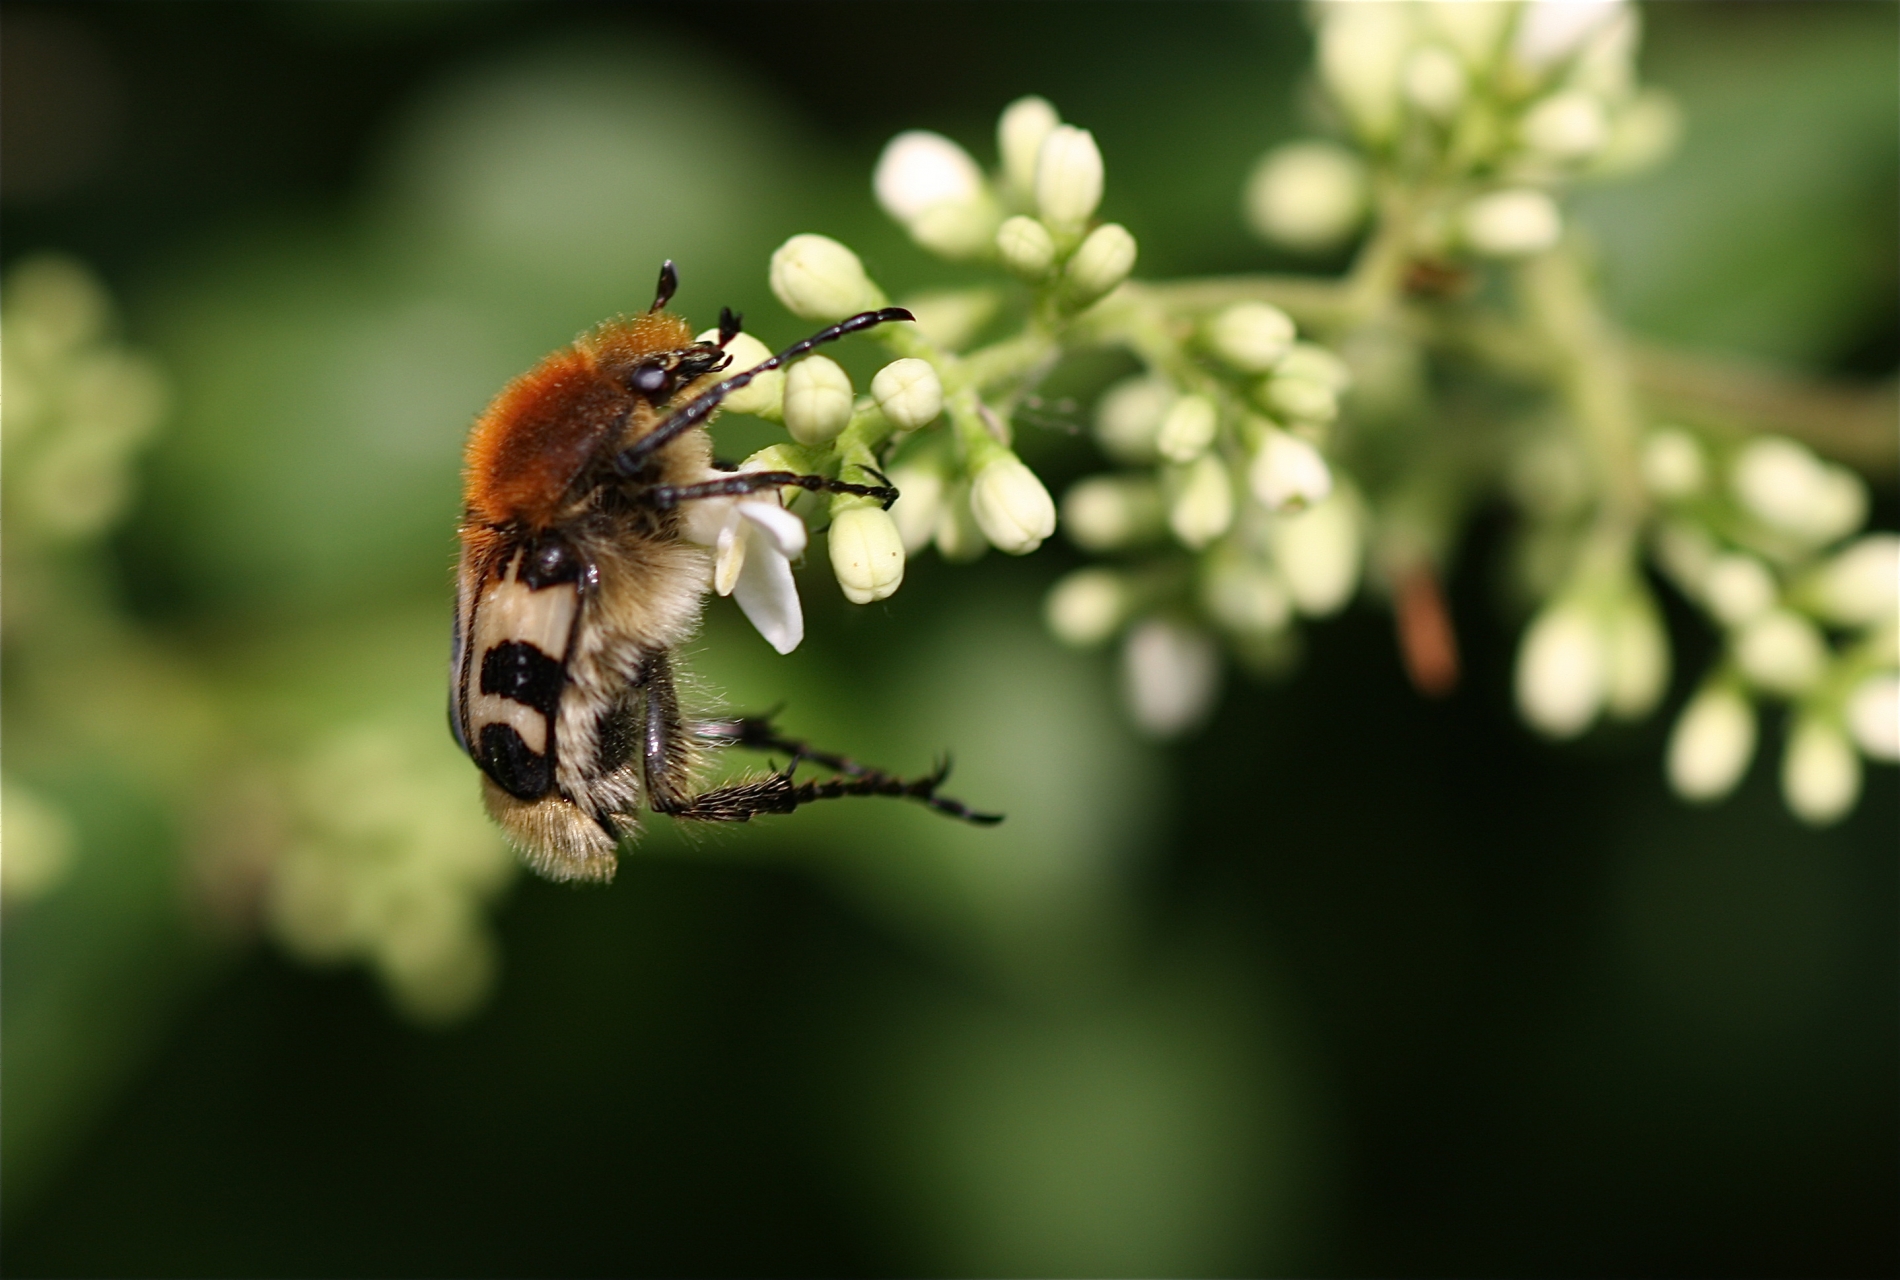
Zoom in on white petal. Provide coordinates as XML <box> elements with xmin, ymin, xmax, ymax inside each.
<box><xmin>731</xmin><ymin>538</ymin><xmax>804</xmax><ymax>655</ymax></box>
<box><xmin>736</xmin><ymin>499</ymin><xmax>808</xmax><ymax>558</ymax></box>
<box><xmin>681</xmin><ymin>494</ymin><xmax>738</xmax><ymax>548</ymax></box>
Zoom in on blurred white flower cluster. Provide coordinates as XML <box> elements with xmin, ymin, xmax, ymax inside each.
<box><xmin>1</xmin><ymin>256</ymin><xmax>521</xmax><ymax>1026</ymax></box>
<box><xmin>726</xmin><ymin>2</ymin><xmax>1894</xmax><ymax>826</ymax></box>
<box><xmin>1644</xmin><ymin>436</ymin><xmax>1895</xmax><ymax>823</ymax></box>
<box><xmin>2</xmin><ymin>255</ymin><xmax>169</xmax><ymax>552</ymax></box>
<box><xmin>1513</xmin><ymin>427</ymin><xmax>1897</xmax><ymax>825</ymax></box>
<box><xmin>1246</xmin><ymin>0</ymin><xmax>1677</xmax><ymax>260</ymax></box>
<box><xmin>1</xmin><ymin>255</ymin><xmax>170</xmax><ymax>908</ymax></box>
<box><xmin>1046</xmin><ymin>309</ymin><xmax>1366</xmax><ymax>737</ymax></box>
<box><xmin>266</xmin><ymin>724</ymin><xmax>515</xmax><ymax>1023</ymax></box>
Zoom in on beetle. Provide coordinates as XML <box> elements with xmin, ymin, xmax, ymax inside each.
<box><xmin>452</xmin><ymin>262</ymin><xmax>996</xmax><ymax>883</ymax></box>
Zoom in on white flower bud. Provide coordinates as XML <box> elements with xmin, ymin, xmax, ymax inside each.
<box><xmin>1805</xmin><ymin>471</ymin><xmax>1866</xmax><ymax>547</ymax></box>
<box><xmin>1604</xmin><ymin>591</ymin><xmax>1670</xmax><ymax>720</ymax></box>
<box><xmin>1168</xmin><ymin>455</ymin><xmax>1235</xmax><ymax>550</ymax></box>
<box><xmin>1731</xmin><ymin>436</ymin><xmax>1869</xmax><ymax>545</ymax></box>
<box><xmin>999</xmin><ymin>96</ymin><xmax>1061</xmax><ymax>197</ymax></box>
<box><xmin>769</xmin><ymin>234</ymin><xmax>882</xmax><ymax>322</ymax></box>
<box><xmin>1639</xmin><ymin>427</ymin><xmax>1704</xmax><ymax>498</ymax></box>
<box><xmin>1275</xmin><ymin>342</ymin><xmax>1352</xmax><ymax>392</ymax></box>
<box><xmin>885</xmin><ymin>464</ymin><xmax>945</xmax><ymax>554</ymax></box>
<box><xmin>1667</xmin><ymin>686</ymin><xmax>1756</xmax><ymax>801</ymax></box>
<box><xmin>1034</xmin><ymin>125</ymin><xmax>1104</xmax><ymax>231</ymax></box>
<box><xmin>907</xmin><ymin>200</ymin><xmax>1004</xmax><ymax>260</ymax></box>
<box><xmin>1318</xmin><ymin>1</ymin><xmax>1410</xmax><ymax>142</ymax></box>
<box><xmin>874</xmin><ymin>130</ymin><xmax>986</xmax><ymax>224</ymax></box>
<box><xmin>969</xmin><ymin>454</ymin><xmax>1056</xmax><ymax>554</ymax></box>
<box><xmin>781</xmin><ymin>355</ymin><xmax>854</xmax><ymax>446</ymax></box>
<box><xmin>1201</xmin><ymin>557</ymin><xmax>1291</xmax><ymax>636</ymax></box>
<box><xmin>1462</xmin><ymin>189</ymin><xmax>1563</xmax><ymax>258</ymax></box>
<box><xmin>1062</xmin><ymin>222</ymin><xmax>1137</xmax><ymax>307</ymax></box>
<box><xmin>1702</xmin><ymin>553</ymin><xmax>1777</xmax><ymax>626</ymax></box>
<box><xmin>1262</xmin><ymin>374</ymin><xmax>1339</xmax><ymax>424</ymax></box>
<box><xmin>995</xmin><ymin>215</ymin><xmax>1057</xmax><ymax>278</ymax></box>
<box><xmin>1156</xmin><ymin>394</ymin><xmax>1219</xmax><ymax>463</ymax></box>
<box><xmin>1249</xmin><ymin>427</ymin><xmax>1334</xmax><ymax>511</ymax></box>
<box><xmin>1568</xmin><ymin>4</ymin><xmax>1640</xmax><ymax>100</ymax></box>
<box><xmin>1734</xmin><ymin>609</ymin><xmax>1827</xmax><ymax>696</ymax></box>
<box><xmin>1122</xmin><ymin>619</ymin><xmax>1221</xmax><ymax>738</ymax></box>
<box><xmin>1846</xmin><ymin>673</ymin><xmax>1900</xmax><ymax>762</ymax></box>
<box><xmin>1242</xmin><ymin>142</ymin><xmax>1369</xmax><ymax>253</ymax></box>
<box><xmin>1810</xmin><ymin>535</ymin><xmax>1899</xmax><ymax>627</ymax></box>
<box><xmin>1</xmin><ymin>778</ymin><xmax>77</xmax><ymax>903</ymax></box>
<box><xmin>1094</xmin><ymin>375</ymin><xmax>1174</xmax><ymax>463</ymax></box>
<box><xmin>1423</xmin><ymin>1</ymin><xmax>1512</xmax><ymax>66</ymax></box>
<box><xmin>1512</xmin><ymin>0</ymin><xmax>1628</xmax><ymax>71</ymax></box>
<box><xmin>1273</xmin><ymin>488</ymin><xmax>1361</xmax><ymax>617</ymax></box>
<box><xmin>1781</xmin><ymin>718</ymin><xmax>1862</xmax><ymax>827</ymax></box>
<box><xmin>1402</xmin><ymin>45</ymin><xmax>1468</xmax><ymax>120</ymax></box>
<box><xmin>740</xmin><ymin>443</ymin><xmax>804</xmax><ymax>478</ymax></box>
<box><xmin>1654</xmin><ymin>519</ymin><xmax>1716</xmax><ymax>592</ymax></box>
<box><xmin>1207</xmin><ymin>302</ymin><xmax>1296</xmax><ymax>373</ymax></box>
<box><xmin>1520</xmin><ymin>90</ymin><xmax>1610</xmax><ymax>161</ymax></box>
<box><xmin>870</xmin><ymin>358</ymin><xmax>942</xmax><ymax>431</ymax></box>
<box><xmin>695</xmin><ymin>330</ymin><xmax>780</xmax><ymax>417</ymax></box>
<box><xmin>828</xmin><ymin>505</ymin><xmax>905</xmax><ymax>605</ymax></box>
<box><xmin>1062</xmin><ymin>475</ymin><xmax>1163</xmax><ymax>551</ymax></box>
<box><xmin>1515</xmin><ymin>600</ymin><xmax>1608</xmax><ymax>738</ymax></box>
<box><xmin>1045</xmin><ymin>568</ymin><xmax>1127</xmax><ymax>648</ymax></box>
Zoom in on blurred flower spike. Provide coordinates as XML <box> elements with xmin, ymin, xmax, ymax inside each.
<box><xmin>266</xmin><ymin>725</ymin><xmax>516</xmax><ymax>1024</ymax></box>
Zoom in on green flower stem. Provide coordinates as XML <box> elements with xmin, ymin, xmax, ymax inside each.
<box><xmin>826</xmin><ymin>405</ymin><xmax>896</xmax><ymax>517</ymax></box>
<box><xmin>1626</xmin><ymin>347</ymin><xmax>1900</xmax><ymax>479</ymax></box>
<box><xmin>1805</xmin><ymin>626</ymin><xmax>1900</xmax><ymax>716</ymax></box>
<box><xmin>1126</xmin><ymin>276</ymin><xmax>1354</xmax><ymax>331</ymax></box>
<box><xmin>948</xmin><ymin>391</ymin><xmax>1010</xmax><ymax>471</ymax></box>
<box><xmin>1514</xmin><ymin>243</ymin><xmax>1648</xmax><ymax>569</ymax></box>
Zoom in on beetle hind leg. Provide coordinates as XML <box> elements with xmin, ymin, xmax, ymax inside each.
<box><xmin>685</xmin><ymin>715</ymin><xmax>1004</xmax><ymax>826</ymax></box>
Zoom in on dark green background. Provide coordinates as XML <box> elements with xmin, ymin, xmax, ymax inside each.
<box><xmin>3</xmin><ymin>3</ymin><xmax>1895</xmax><ymax>1275</ymax></box>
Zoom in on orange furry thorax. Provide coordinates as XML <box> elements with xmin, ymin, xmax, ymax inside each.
<box><xmin>462</xmin><ymin>311</ymin><xmax>698</xmax><ymax>530</ymax></box>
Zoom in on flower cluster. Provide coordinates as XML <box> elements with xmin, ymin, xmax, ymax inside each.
<box><xmin>716</xmin><ymin>99</ymin><xmax>1364</xmax><ymax>737</ymax></box>
<box><xmin>1248</xmin><ymin>0</ymin><xmax>1679</xmax><ymax>260</ymax></box>
<box><xmin>1</xmin><ymin>256</ymin><xmax>169</xmax><ymax>556</ymax></box>
<box><xmin>264</xmin><ymin>723</ymin><xmax>515</xmax><ymax>1023</ymax></box>
<box><xmin>1510</xmin><ymin>425</ymin><xmax>1898</xmax><ymax>826</ymax></box>
<box><xmin>702</xmin><ymin>98</ymin><xmax>1152</xmax><ymax>651</ymax></box>
<box><xmin>717</xmin><ymin>0</ymin><xmax>1896</xmax><ymax>827</ymax></box>
<box><xmin>1</xmin><ymin>255</ymin><xmax>170</xmax><ymax>907</ymax></box>
<box><xmin>1643</xmin><ymin>435</ymin><xmax>1896</xmax><ymax>822</ymax></box>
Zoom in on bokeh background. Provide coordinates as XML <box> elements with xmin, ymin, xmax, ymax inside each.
<box><xmin>2</xmin><ymin>2</ymin><xmax>1895</xmax><ymax>1275</ymax></box>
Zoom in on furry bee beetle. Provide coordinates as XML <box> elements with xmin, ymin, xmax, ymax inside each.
<box><xmin>453</xmin><ymin>261</ymin><xmax>998</xmax><ymax>883</ymax></box>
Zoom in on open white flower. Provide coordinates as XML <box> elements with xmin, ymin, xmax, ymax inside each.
<box><xmin>681</xmin><ymin>468</ymin><xmax>809</xmax><ymax>654</ymax></box>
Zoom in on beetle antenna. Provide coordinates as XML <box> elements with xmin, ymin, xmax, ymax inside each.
<box><xmin>615</xmin><ymin>307</ymin><xmax>915</xmax><ymax>472</ymax></box>
<box><xmin>650</xmin><ymin>260</ymin><xmax>679</xmax><ymax>312</ymax></box>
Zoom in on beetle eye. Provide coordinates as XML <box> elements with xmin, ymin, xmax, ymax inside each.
<box><xmin>630</xmin><ymin>363</ymin><xmax>669</xmax><ymax>397</ymax></box>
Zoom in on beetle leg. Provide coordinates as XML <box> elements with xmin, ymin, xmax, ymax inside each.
<box><xmin>688</xmin><ymin>716</ymin><xmax>1004</xmax><ymax>826</ymax></box>
<box><xmin>639</xmin><ymin>468</ymin><xmax>898</xmax><ymax>511</ymax></box>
